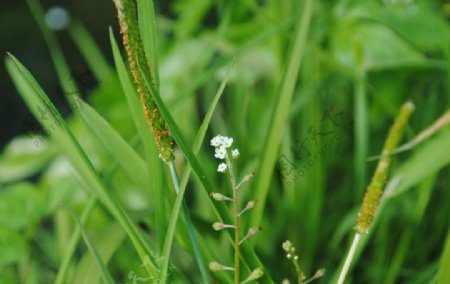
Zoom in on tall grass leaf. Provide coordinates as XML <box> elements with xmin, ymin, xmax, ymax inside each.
<box><xmin>109</xmin><ymin>30</ymin><xmax>155</xmax><ymax>167</ymax></box>
<box><xmin>69</xmin><ymin>21</ymin><xmax>112</xmax><ymax>82</ymax></box>
<box><xmin>5</xmin><ymin>54</ymin><xmax>159</xmax><ymax>278</ymax></box>
<box><xmin>137</xmin><ymin>0</ymin><xmax>159</xmax><ymax>88</ymax></box>
<box><xmin>250</xmin><ymin>0</ymin><xmax>314</xmax><ymax>227</ymax></box>
<box><xmin>55</xmin><ymin>197</ymin><xmax>97</xmax><ymax>284</ymax></box>
<box><xmin>74</xmin><ymin>223</ymin><xmax>126</xmax><ymax>284</ymax></box>
<box><xmin>109</xmin><ymin>30</ymin><xmax>167</xmax><ymax>250</ymax></box>
<box><xmin>436</xmin><ymin>231</ymin><xmax>450</xmax><ymax>284</ymax></box>
<box><xmin>77</xmin><ymin>98</ymin><xmax>149</xmax><ymax>188</ymax></box>
<box><xmin>354</xmin><ymin>72</ymin><xmax>368</xmax><ymax>201</ymax></box>
<box><xmin>61</xmin><ymin>204</ymin><xmax>115</xmax><ymax>284</ymax></box>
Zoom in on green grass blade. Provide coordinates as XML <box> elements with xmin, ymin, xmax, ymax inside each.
<box><xmin>354</xmin><ymin>72</ymin><xmax>368</xmax><ymax>201</ymax></box>
<box><xmin>436</xmin><ymin>230</ymin><xmax>450</xmax><ymax>284</ymax></box>
<box><xmin>27</xmin><ymin>0</ymin><xmax>78</xmax><ymax>106</ymax></box>
<box><xmin>250</xmin><ymin>0</ymin><xmax>314</xmax><ymax>227</ymax></box>
<box><xmin>76</xmin><ymin>98</ymin><xmax>149</xmax><ymax>188</ymax></box>
<box><xmin>69</xmin><ymin>21</ymin><xmax>112</xmax><ymax>82</ymax></box>
<box><xmin>55</xmin><ymin>197</ymin><xmax>96</xmax><ymax>284</ymax></box>
<box><xmin>74</xmin><ymin>222</ymin><xmax>126</xmax><ymax>284</ymax></box>
<box><xmin>61</xmin><ymin>204</ymin><xmax>115</xmax><ymax>284</ymax></box>
<box><xmin>110</xmin><ymin>30</ymin><xmax>167</xmax><ymax>250</ymax></box>
<box><xmin>5</xmin><ymin>54</ymin><xmax>159</xmax><ymax>278</ymax></box>
<box><xmin>159</xmin><ymin>58</ymin><xmax>236</xmax><ymax>284</ymax></box>
<box><xmin>137</xmin><ymin>0</ymin><xmax>159</xmax><ymax>88</ymax></box>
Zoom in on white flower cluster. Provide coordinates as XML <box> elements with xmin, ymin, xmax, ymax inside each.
<box><xmin>210</xmin><ymin>135</ymin><xmax>239</xmax><ymax>172</ymax></box>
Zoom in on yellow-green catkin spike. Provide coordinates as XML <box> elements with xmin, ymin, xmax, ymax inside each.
<box><xmin>355</xmin><ymin>101</ymin><xmax>415</xmax><ymax>234</ymax></box>
<box><xmin>113</xmin><ymin>0</ymin><xmax>174</xmax><ymax>161</ymax></box>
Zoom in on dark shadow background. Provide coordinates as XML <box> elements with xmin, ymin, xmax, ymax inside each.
<box><xmin>0</xmin><ymin>0</ymin><xmax>117</xmax><ymax>150</ymax></box>
<box><xmin>0</xmin><ymin>0</ymin><xmax>175</xmax><ymax>150</ymax></box>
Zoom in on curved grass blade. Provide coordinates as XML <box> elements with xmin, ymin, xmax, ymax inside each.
<box><xmin>110</xmin><ymin>30</ymin><xmax>167</xmax><ymax>250</ymax></box>
<box><xmin>436</xmin><ymin>231</ymin><xmax>450</xmax><ymax>284</ymax></box>
<box><xmin>61</xmin><ymin>203</ymin><xmax>115</xmax><ymax>284</ymax></box>
<box><xmin>76</xmin><ymin>98</ymin><xmax>149</xmax><ymax>188</ymax></box>
<box><xmin>250</xmin><ymin>0</ymin><xmax>314</xmax><ymax>228</ymax></box>
<box><xmin>55</xmin><ymin>197</ymin><xmax>97</xmax><ymax>284</ymax></box>
<box><xmin>6</xmin><ymin>54</ymin><xmax>158</xmax><ymax>278</ymax></box>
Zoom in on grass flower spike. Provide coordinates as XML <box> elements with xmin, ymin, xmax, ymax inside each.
<box><xmin>113</xmin><ymin>0</ymin><xmax>174</xmax><ymax>161</ymax></box>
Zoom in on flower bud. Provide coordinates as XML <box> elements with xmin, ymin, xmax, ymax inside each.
<box><xmin>210</xmin><ymin>192</ymin><xmax>233</xmax><ymax>202</ymax></box>
<box><xmin>212</xmin><ymin>222</ymin><xmax>235</xmax><ymax>231</ymax></box>
<box><xmin>209</xmin><ymin>261</ymin><xmax>234</xmax><ymax>271</ymax></box>
<box><xmin>241</xmin><ymin>268</ymin><xmax>264</xmax><ymax>283</ymax></box>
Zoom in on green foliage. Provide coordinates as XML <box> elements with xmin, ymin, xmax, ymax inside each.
<box><xmin>2</xmin><ymin>0</ymin><xmax>450</xmax><ymax>283</ymax></box>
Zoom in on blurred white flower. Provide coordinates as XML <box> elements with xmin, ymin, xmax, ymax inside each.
<box><xmin>217</xmin><ymin>163</ymin><xmax>227</xmax><ymax>172</ymax></box>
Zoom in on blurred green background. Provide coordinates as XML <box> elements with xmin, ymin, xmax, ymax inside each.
<box><xmin>1</xmin><ymin>0</ymin><xmax>450</xmax><ymax>283</ymax></box>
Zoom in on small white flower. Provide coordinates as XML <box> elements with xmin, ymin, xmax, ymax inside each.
<box><xmin>210</xmin><ymin>135</ymin><xmax>222</xmax><ymax>147</ymax></box>
<box><xmin>221</xmin><ymin>136</ymin><xmax>233</xmax><ymax>148</ymax></box>
<box><xmin>231</xmin><ymin>149</ymin><xmax>239</xmax><ymax>158</ymax></box>
<box><xmin>217</xmin><ymin>163</ymin><xmax>227</xmax><ymax>172</ymax></box>
<box><xmin>214</xmin><ymin>147</ymin><xmax>227</xmax><ymax>159</ymax></box>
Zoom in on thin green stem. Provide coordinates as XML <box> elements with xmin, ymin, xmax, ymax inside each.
<box><xmin>337</xmin><ymin>233</ymin><xmax>362</xmax><ymax>284</ymax></box>
<box><xmin>354</xmin><ymin>71</ymin><xmax>368</xmax><ymax>201</ymax></box>
<box><xmin>294</xmin><ymin>261</ymin><xmax>303</xmax><ymax>284</ymax></box>
<box><xmin>167</xmin><ymin>161</ymin><xmax>209</xmax><ymax>284</ymax></box>
<box><xmin>225</xmin><ymin>154</ymin><xmax>239</xmax><ymax>284</ymax></box>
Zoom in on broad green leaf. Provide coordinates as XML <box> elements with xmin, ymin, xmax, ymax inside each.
<box><xmin>6</xmin><ymin>54</ymin><xmax>159</xmax><ymax>278</ymax></box>
<box><xmin>0</xmin><ymin>227</ymin><xmax>27</xmax><ymax>266</ymax></box>
<box><xmin>0</xmin><ymin>182</ymin><xmax>43</xmax><ymax>230</ymax></box>
<box><xmin>332</xmin><ymin>22</ymin><xmax>428</xmax><ymax>71</ymax></box>
<box><xmin>344</xmin><ymin>2</ymin><xmax>445</xmax><ymax>53</ymax></box>
<box><xmin>0</xmin><ymin>136</ymin><xmax>56</xmax><ymax>183</ymax></box>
